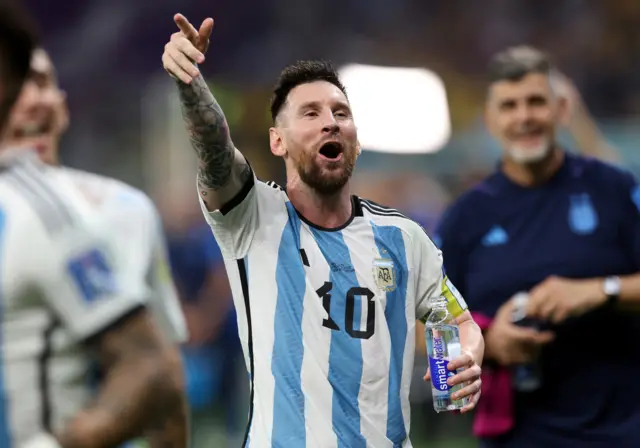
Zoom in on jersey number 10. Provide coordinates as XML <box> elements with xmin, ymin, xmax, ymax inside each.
<box><xmin>315</xmin><ymin>282</ymin><xmax>375</xmax><ymax>340</ymax></box>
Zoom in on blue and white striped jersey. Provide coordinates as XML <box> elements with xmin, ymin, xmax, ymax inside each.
<box><xmin>200</xmin><ymin>170</ymin><xmax>468</xmax><ymax>448</ymax></box>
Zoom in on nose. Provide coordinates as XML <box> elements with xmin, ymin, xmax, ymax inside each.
<box><xmin>514</xmin><ymin>103</ymin><xmax>534</xmax><ymax>123</ymax></box>
<box><xmin>321</xmin><ymin>112</ymin><xmax>339</xmax><ymax>135</ymax></box>
<box><xmin>322</xmin><ymin>123</ymin><xmax>339</xmax><ymax>135</ymax></box>
<box><xmin>21</xmin><ymin>82</ymin><xmax>51</xmax><ymax>111</ymax></box>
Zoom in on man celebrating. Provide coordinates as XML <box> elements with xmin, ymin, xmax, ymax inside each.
<box><xmin>436</xmin><ymin>46</ymin><xmax>640</xmax><ymax>447</ymax></box>
<box><xmin>162</xmin><ymin>13</ymin><xmax>484</xmax><ymax>448</ymax></box>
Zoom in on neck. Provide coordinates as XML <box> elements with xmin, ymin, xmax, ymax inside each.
<box><xmin>286</xmin><ymin>177</ymin><xmax>353</xmax><ymax>229</ymax></box>
<box><xmin>502</xmin><ymin>146</ymin><xmax>564</xmax><ymax>187</ymax></box>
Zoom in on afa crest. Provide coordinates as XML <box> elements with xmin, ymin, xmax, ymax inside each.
<box><xmin>568</xmin><ymin>193</ymin><xmax>599</xmax><ymax>235</ymax></box>
<box><xmin>373</xmin><ymin>257</ymin><xmax>396</xmax><ymax>292</ymax></box>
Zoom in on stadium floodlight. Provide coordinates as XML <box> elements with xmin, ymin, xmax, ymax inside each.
<box><xmin>338</xmin><ymin>63</ymin><xmax>451</xmax><ymax>154</ymax></box>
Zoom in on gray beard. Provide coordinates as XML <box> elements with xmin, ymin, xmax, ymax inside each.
<box><xmin>508</xmin><ymin>140</ymin><xmax>552</xmax><ymax>164</ymax></box>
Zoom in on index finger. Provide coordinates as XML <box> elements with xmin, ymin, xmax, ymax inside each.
<box><xmin>174</xmin><ymin>13</ymin><xmax>198</xmax><ymax>41</ymax></box>
<box><xmin>528</xmin><ymin>330</ymin><xmax>555</xmax><ymax>345</ymax></box>
<box><xmin>447</xmin><ymin>352</ymin><xmax>472</xmax><ymax>371</ymax></box>
<box><xmin>198</xmin><ymin>18</ymin><xmax>214</xmax><ymax>42</ymax></box>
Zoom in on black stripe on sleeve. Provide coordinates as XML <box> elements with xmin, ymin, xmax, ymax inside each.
<box><xmin>360</xmin><ymin>197</ymin><xmax>439</xmax><ymax>246</ymax></box>
<box><xmin>238</xmin><ymin>258</ymin><xmax>255</xmax><ymax>447</ymax></box>
<box><xmin>219</xmin><ymin>169</ymin><xmax>256</xmax><ymax>216</ymax></box>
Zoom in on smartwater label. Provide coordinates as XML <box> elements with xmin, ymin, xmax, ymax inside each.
<box><xmin>429</xmin><ymin>336</ymin><xmax>454</xmax><ymax>392</ymax></box>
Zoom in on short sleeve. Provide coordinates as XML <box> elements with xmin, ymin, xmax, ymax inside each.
<box><xmin>413</xmin><ymin>228</ymin><xmax>468</xmax><ymax>322</ymax></box>
<box><xmin>4</xmin><ymin>159</ymin><xmax>147</xmax><ymax>341</ymax></box>
<box><xmin>36</xmin><ymin>224</ymin><xmax>147</xmax><ymax>341</ymax></box>
<box><xmin>198</xmin><ymin>168</ymin><xmax>258</xmax><ymax>259</ymax></box>
<box><xmin>102</xmin><ymin>189</ymin><xmax>187</xmax><ymax>343</ymax></box>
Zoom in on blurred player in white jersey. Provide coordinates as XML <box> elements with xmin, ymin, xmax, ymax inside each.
<box><xmin>4</xmin><ymin>48</ymin><xmax>188</xmax><ymax>349</ymax></box>
<box><xmin>0</xmin><ymin>3</ymin><xmax>188</xmax><ymax>447</ymax></box>
<box><xmin>162</xmin><ymin>13</ymin><xmax>484</xmax><ymax>447</ymax></box>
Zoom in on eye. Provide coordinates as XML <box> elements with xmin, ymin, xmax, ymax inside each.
<box><xmin>528</xmin><ymin>95</ymin><xmax>547</xmax><ymax>107</ymax></box>
<box><xmin>304</xmin><ymin>110</ymin><xmax>318</xmax><ymax>117</ymax></box>
<box><xmin>499</xmin><ymin>100</ymin><xmax>516</xmax><ymax>111</ymax></box>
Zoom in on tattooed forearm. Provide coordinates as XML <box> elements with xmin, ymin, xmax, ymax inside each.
<box><xmin>177</xmin><ymin>74</ymin><xmax>235</xmax><ymax>191</ymax></box>
<box><xmin>55</xmin><ymin>312</ymin><xmax>188</xmax><ymax>448</ymax></box>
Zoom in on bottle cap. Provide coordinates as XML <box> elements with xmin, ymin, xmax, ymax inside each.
<box><xmin>511</xmin><ymin>292</ymin><xmax>529</xmax><ymax>322</ymax></box>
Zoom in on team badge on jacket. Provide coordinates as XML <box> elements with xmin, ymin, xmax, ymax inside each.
<box><xmin>568</xmin><ymin>193</ymin><xmax>599</xmax><ymax>235</ymax></box>
<box><xmin>373</xmin><ymin>257</ymin><xmax>396</xmax><ymax>292</ymax></box>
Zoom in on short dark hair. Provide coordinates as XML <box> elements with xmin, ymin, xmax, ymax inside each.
<box><xmin>270</xmin><ymin>60</ymin><xmax>347</xmax><ymax>123</ymax></box>
<box><xmin>0</xmin><ymin>0</ymin><xmax>37</xmax><ymax>128</ymax></box>
<box><xmin>487</xmin><ymin>46</ymin><xmax>552</xmax><ymax>83</ymax></box>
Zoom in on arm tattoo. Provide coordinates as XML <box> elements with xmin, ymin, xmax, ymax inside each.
<box><xmin>55</xmin><ymin>312</ymin><xmax>188</xmax><ymax>448</ymax></box>
<box><xmin>177</xmin><ymin>74</ymin><xmax>235</xmax><ymax>191</ymax></box>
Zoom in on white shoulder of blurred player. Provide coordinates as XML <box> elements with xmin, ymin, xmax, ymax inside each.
<box><xmin>0</xmin><ymin>151</ymin><xmax>187</xmax><ymax>447</ymax></box>
<box><xmin>53</xmin><ymin>166</ymin><xmax>188</xmax><ymax>344</ymax></box>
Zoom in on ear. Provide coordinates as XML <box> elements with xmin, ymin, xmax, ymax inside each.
<box><xmin>356</xmin><ymin>141</ymin><xmax>362</xmax><ymax>157</ymax></box>
<box><xmin>556</xmin><ymin>94</ymin><xmax>570</xmax><ymax>126</ymax></box>
<box><xmin>269</xmin><ymin>126</ymin><xmax>286</xmax><ymax>157</ymax></box>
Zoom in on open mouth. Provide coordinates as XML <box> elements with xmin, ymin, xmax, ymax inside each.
<box><xmin>510</xmin><ymin>128</ymin><xmax>547</xmax><ymax>145</ymax></box>
<box><xmin>318</xmin><ymin>142</ymin><xmax>343</xmax><ymax>160</ymax></box>
<box><xmin>513</xmin><ymin>126</ymin><xmax>544</xmax><ymax>139</ymax></box>
<box><xmin>15</xmin><ymin>121</ymin><xmax>53</xmax><ymax>139</ymax></box>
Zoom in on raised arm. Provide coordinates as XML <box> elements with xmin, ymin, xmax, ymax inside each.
<box><xmin>162</xmin><ymin>14</ymin><xmax>251</xmax><ymax>211</ymax></box>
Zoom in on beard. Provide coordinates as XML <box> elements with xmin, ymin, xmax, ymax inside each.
<box><xmin>507</xmin><ymin>137</ymin><xmax>552</xmax><ymax>164</ymax></box>
<box><xmin>295</xmin><ymin>149</ymin><xmax>356</xmax><ymax>195</ymax></box>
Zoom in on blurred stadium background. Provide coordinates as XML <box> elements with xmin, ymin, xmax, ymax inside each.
<box><xmin>23</xmin><ymin>0</ymin><xmax>640</xmax><ymax>446</ymax></box>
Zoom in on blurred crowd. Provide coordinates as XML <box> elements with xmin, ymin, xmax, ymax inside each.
<box><xmin>20</xmin><ymin>0</ymin><xmax>640</xmax><ymax>445</ymax></box>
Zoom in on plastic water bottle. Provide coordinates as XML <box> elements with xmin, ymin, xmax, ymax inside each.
<box><xmin>425</xmin><ymin>296</ymin><xmax>468</xmax><ymax>412</ymax></box>
<box><xmin>511</xmin><ymin>292</ymin><xmax>542</xmax><ymax>392</ymax></box>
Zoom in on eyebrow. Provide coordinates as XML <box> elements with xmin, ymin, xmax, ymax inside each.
<box><xmin>497</xmin><ymin>92</ymin><xmax>546</xmax><ymax>104</ymax></box>
<box><xmin>298</xmin><ymin>100</ymin><xmax>350</xmax><ymax>110</ymax></box>
<box><xmin>298</xmin><ymin>100</ymin><xmax>321</xmax><ymax>110</ymax></box>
